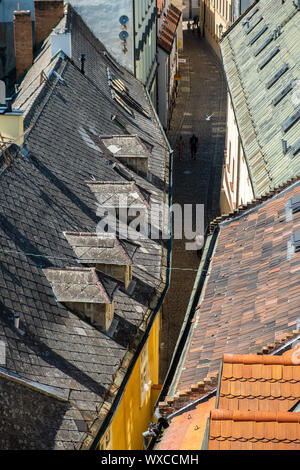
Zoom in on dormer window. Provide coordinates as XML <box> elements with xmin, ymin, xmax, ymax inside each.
<box><xmin>43</xmin><ymin>267</ymin><xmax>119</xmax><ymax>331</ymax></box>
<box><xmin>101</xmin><ymin>135</ymin><xmax>150</xmax><ymax>176</ymax></box>
<box><xmin>64</xmin><ymin>232</ymin><xmax>139</xmax><ymax>289</ymax></box>
<box><xmin>86</xmin><ymin>180</ymin><xmax>150</xmax><ymax>235</ymax></box>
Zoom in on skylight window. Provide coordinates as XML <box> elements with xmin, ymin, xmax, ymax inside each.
<box><xmin>108</xmin><ymin>70</ymin><xmax>151</xmax><ymax>119</ymax></box>
<box><xmin>246</xmin><ymin>16</ymin><xmax>263</xmax><ymax>34</ymax></box>
<box><xmin>254</xmin><ymin>36</ymin><xmax>273</xmax><ymax>56</ymax></box>
<box><xmin>282</xmin><ymin>108</ymin><xmax>300</xmax><ymax>133</ymax></box>
<box><xmin>249</xmin><ymin>25</ymin><xmax>268</xmax><ymax>45</ymax></box>
<box><xmin>258</xmin><ymin>47</ymin><xmax>280</xmax><ymax>70</ymax></box>
<box><xmin>113</xmin><ymin>91</ymin><xmax>135</xmax><ymax>117</ymax></box>
<box><xmin>247</xmin><ymin>7</ymin><xmax>259</xmax><ymax>21</ymax></box>
<box><xmin>272</xmin><ymin>81</ymin><xmax>294</xmax><ymax>106</ymax></box>
<box><xmin>103</xmin><ymin>51</ymin><xmax>121</xmax><ymax>72</ymax></box>
<box><xmin>266</xmin><ymin>64</ymin><xmax>289</xmax><ymax>89</ymax></box>
<box><xmin>291</xmin><ymin>137</ymin><xmax>300</xmax><ymax>156</ymax></box>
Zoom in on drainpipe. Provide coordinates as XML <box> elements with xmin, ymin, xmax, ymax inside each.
<box><xmin>88</xmin><ymin>88</ymin><xmax>173</xmax><ymax>451</ymax></box>
<box><xmin>236</xmin><ymin>135</ymin><xmax>241</xmax><ymax>207</ymax></box>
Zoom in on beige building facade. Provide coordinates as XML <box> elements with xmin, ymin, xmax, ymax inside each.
<box><xmin>220</xmin><ymin>93</ymin><xmax>254</xmax><ymax>214</ymax></box>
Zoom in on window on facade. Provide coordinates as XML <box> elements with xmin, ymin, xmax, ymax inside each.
<box><xmin>291</xmin><ymin>232</ymin><xmax>300</xmax><ymax>253</ymax></box>
<box><xmin>140</xmin><ymin>342</ymin><xmax>150</xmax><ymax>407</ymax></box>
<box><xmin>228</xmin><ymin>140</ymin><xmax>232</xmax><ymax>170</ymax></box>
<box><xmin>99</xmin><ymin>427</ymin><xmax>112</xmax><ymax>450</ymax></box>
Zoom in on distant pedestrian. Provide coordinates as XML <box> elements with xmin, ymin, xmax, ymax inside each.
<box><xmin>176</xmin><ymin>135</ymin><xmax>184</xmax><ymax>161</ymax></box>
<box><xmin>187</xmin><ymin>21</ymin><xmax>191</xmax><ymax>31</ymax></box>
<box><xmin>190</xmin><ymin>134</ymin><xmax>198</xmax><ymax>160</ymax></box>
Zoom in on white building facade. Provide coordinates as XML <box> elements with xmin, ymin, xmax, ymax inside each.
<box><xmin>69</xmin><ymin>0</ymin><xmax>158</xmax><ymax>104</ymax></box>
<box><xmin>157</xmin><ymin>0</ymin><xmax>181</xmax><ymax>129</ymax></box>
<box><xmin>220</xmin><ymin>93</ymin><xmax>254</xmax><ymax>214</ymax></box>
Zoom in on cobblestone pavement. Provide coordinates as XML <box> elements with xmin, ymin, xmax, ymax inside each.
<box><xmin>159</xmin><ymin>31</ymin><xmax>227</xmax><ymax>382</ymax></box>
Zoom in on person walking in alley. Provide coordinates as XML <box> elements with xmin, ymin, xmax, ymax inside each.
<box><xmin>176</xmin><ymin>135</ymin><xmax>184</xmax><ymax>161</ymax></box>
<box><xmin>190</xmin><ymin>134</ymin><xmax>198</xmax><ymax>160</ymax></box>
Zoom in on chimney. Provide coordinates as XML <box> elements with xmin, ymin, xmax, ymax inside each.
<box><xmin>13</xmin><ymin>10</ymin><xmax>33</xmax><ymax>78</ymax></box>
<box><xmin>34</xmin><ymin>0</ymin><xmax>64</xmax><ymax>47</ymax></box>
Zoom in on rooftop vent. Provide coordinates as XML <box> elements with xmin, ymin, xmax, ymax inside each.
<box><xmin>281</xmin><ymin>138</ymin><xmax>288</xmax><ymax>154</ymax></box>
<box><xmin>80</xmin><ymin>53</ymin><xmax>86</xmax><ymax>74</ymax></box>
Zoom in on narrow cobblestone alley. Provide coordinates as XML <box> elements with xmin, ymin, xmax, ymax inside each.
<box><xmin>160</xmin><ymin>30</ymin><xmax>227</xmax><ymax>382</ymax></box>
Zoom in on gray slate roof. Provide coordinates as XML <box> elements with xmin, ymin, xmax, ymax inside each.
<box><xmin>220</xmin><ymin>0</ymin><xmax>300</xmax><ymax>197</ymax></box>
<box><xmin>64</xmin><ymin>232</ymin><xmax>139</xmax><ymax>265</ymax></box>
<box><xmin>43</xmin><ymin>267</ymin><xmax>119</xmax><ymax>303</ymax></box>
<box><xmin>0</xmin><ymin>4</ymin><xmax>169</xmax><ymax>450</ymax></box>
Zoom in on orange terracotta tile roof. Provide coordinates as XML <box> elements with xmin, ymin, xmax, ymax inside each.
<box><xmin>219</xmin><ymin>350</ymin><xmax>300</xmax><ymax>415</ymax></box>
<box><xmin>174</xmin><ymin>182</ymin><xmax>300</xmax><ymax>392</ymax></box>
<box><xmin>207</xmin><ymin>349</ymin><xmax>300</xmax><ymax>450</ymax></box>
<box><xmin>208</xmin><ymin>410</ymin><xmax>300</xmax><ymax>450</ymax></box>
<box><xmin>157</xmin><ymin>348</ymin><xmax>300</xmax><ymax>450</ymax></box>
<box><xmin>158</xmin><ymin>3</ymin><xmax>181</xmax><ymax>53</ymax></box>
<box><xmin>155</xmin><ymin>397</ymin><xmax>216</xmax><ymax>450</ymax></box>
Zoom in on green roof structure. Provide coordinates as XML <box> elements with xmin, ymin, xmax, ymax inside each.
<box><xmin>220</xmin><ymin>0</ymin><xmax>300</xmax><ymax>197</ymax></box>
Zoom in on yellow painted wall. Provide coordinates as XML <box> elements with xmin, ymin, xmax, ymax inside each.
<box><xmin>0</xmin><ymin>113</ymin><xmax>24</xmax><ymax>146</ymax></box>
<box><xmin>100</xmin><ymin>311</ymin><xmax>161</xmax><ymax>450</ymax></box>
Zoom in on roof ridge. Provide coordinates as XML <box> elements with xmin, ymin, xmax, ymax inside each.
<box><xmin>220</xmin><ymin>0</ymin><xmax>260</xmax><ymax>42</ymax></box>
<box><xmin>223</xmin><ymin>351</ymin><xmax>300</xmax><ymax>366</ymax></box>
<box><xmin>209</xmin><ymin>176</ymin><xmax>300</xmax><ymax>232</ymax></box>
<box><xmin>92</xmin><ymin>269</ymin><xmax>113</xmax><ymax>303</ymax></box>
<box><xmin>210</xmin><ymin>409</ymin><xmax>300</xmax><ymax>423</ymax></box>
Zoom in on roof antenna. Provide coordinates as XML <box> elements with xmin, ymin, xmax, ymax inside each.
<box><xmin>80</xmin><ymin>53</ymin><xmax>86</xmax><ymax>75</ymax></box>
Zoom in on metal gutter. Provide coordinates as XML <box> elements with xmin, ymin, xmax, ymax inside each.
<box><xmin>88</xmin><ymin>88</ymin><xmax>173</xmax><ymax>451</ymax></box>
<box><xmin>156</xmin><ymin>226</ymin><xmax>219</xmax><ymax>404</ymax></box>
